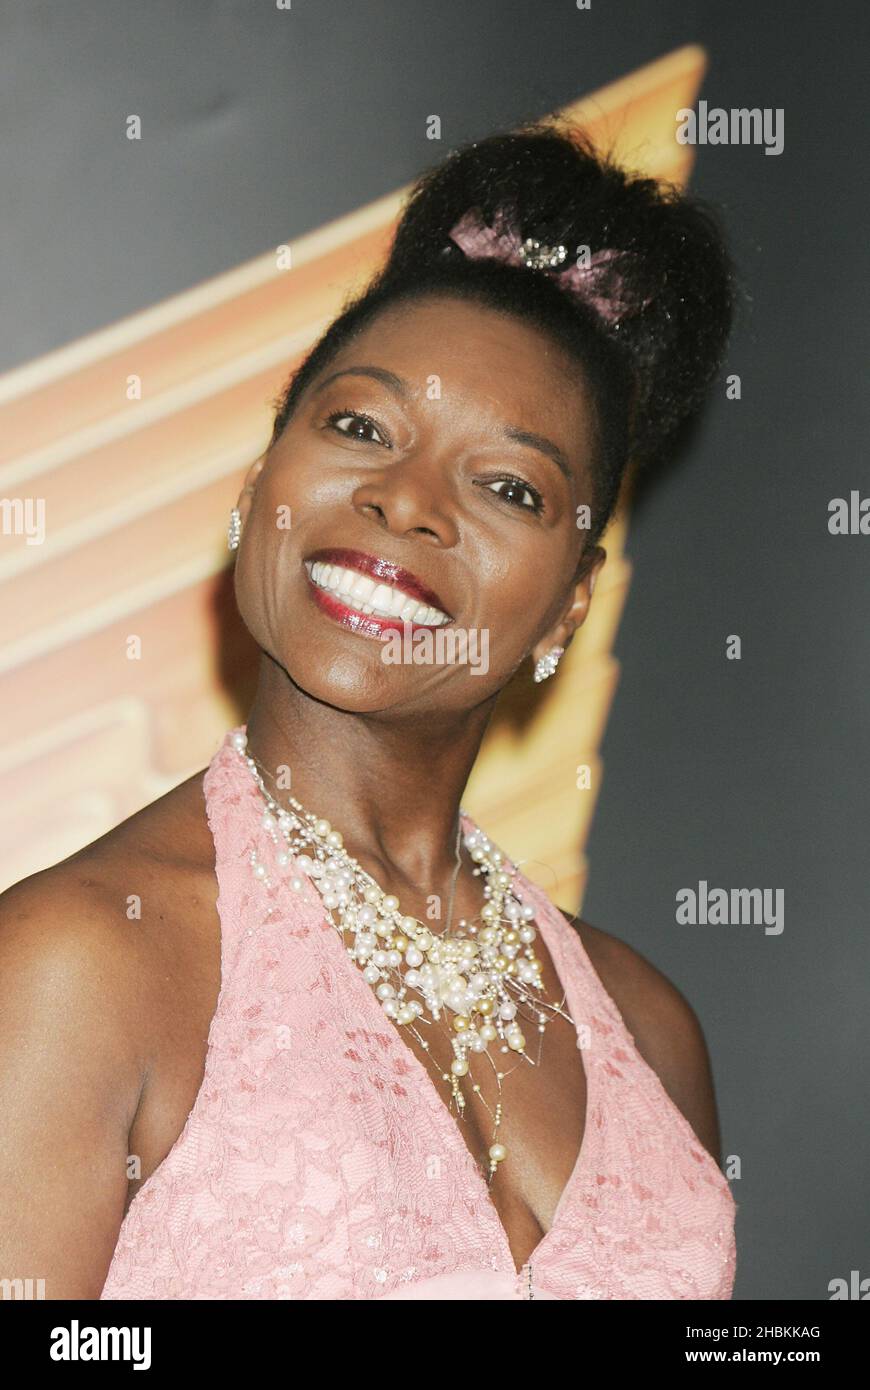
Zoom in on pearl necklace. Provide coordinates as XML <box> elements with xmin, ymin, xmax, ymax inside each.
<box><xmin>231</xmin><ymin>729</ymin><xmax>574</xmax><ymax>1183</ymax></box>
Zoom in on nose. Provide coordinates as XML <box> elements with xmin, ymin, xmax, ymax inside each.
<box><xmin>352</xmin><ymin>452</ymin><xmax>459</xmax><ymax>547</ymax></box>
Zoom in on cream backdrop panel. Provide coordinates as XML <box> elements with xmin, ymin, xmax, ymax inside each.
<box><xmin>0</xmin><ymin>47</ymin><xmax>706</xmax><ymax>904</ymax></box>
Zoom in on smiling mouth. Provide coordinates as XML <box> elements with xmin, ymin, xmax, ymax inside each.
<box><xmin>303</xmin><ymin>548</ymin><xmax>455</xmax><ymax>637</ymax></box>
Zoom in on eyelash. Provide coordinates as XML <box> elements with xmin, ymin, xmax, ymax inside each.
<box><xmin>324</xmin><ymin>407</ymin><xmax>546</xmax><ymax>516</ymax></box>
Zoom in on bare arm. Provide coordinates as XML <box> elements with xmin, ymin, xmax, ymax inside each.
<box><xmin>0</xmin><ymin>872</ymin><xmax>147</xmax><ymax>1299</ymax></box>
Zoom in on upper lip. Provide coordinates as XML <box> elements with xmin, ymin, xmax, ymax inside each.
<box><xmin>304</xmin><ymin>547</ymin><xmax>454</xmax><ymax>618</ymax></box>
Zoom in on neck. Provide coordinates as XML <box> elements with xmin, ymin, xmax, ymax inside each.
<box><xmin>243</xmin><ymin>654</ymin><xmax>497</xmax><ymax>893</ymax></box>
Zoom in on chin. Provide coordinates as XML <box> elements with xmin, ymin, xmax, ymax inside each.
<box><xmin>283</xmin><ymin>646</ymin><xmax>415</xmax><ymax>714</ymax></box>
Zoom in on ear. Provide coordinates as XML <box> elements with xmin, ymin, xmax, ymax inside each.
<box><xmin>236</xmin><ymin>453</ymin><xmax>268</xmax><ymax>524</ymax></box>
<box><xmin>530</xmin><ymin>545</ymin><xmax>607</xmax><ymax>669</ymax></box>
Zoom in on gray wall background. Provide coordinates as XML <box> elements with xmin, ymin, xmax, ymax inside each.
<box><xmin>3</xmin><ymin>0</ymin><xmax>867</xmax><ymax>1300</ymax></box>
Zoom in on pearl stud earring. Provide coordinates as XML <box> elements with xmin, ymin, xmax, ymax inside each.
<box><xmin>533</xmin><ymin>645</ymin><xmax>564</xmax><ymax>683</ymax></box>
<box><xmin>227</xmin><ymin>507</ymin><xmax>242</xmax><ymax>551</ymax></box>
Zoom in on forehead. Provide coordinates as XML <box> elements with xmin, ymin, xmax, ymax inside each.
<box><xmin>322</xmin><ymin>295</ymin><xmax>595</xmax><ymax>444</ymax></box>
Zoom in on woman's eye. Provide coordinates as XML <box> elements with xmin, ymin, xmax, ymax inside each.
<box><xmin>326</xmin><ymin>409</ymin><xmax>388</xmax><ymax>446</ymax></box>
<box><xmin>485</xmin><ymin>477</ymin><xmax>544</xmax><ymax>514</ymax></box>
<box><xmin>323</xmin><ymin>415</ymin><xmax>542</xmax><ymax>514</ymax></box>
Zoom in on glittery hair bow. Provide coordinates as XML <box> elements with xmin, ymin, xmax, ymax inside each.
<box><xmin>447</xmin><ymin>206</ymin><xmax>646</xmax><ymax>327</ymax></box>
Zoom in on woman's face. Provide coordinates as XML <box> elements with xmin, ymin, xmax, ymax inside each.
<box><xmin>234</xmin><ymin>295</ymin><xmax>605</xmax><ymax>716</ymax></box>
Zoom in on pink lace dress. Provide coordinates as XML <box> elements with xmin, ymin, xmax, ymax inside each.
<box><xmin>100</xmin><ymin>727</ymin><xmax>737</xmax><ymax>1300</ymax></box>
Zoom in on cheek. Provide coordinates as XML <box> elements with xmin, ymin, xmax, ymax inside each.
<box><xmin>232</xmin><ymin>479</ymin><xmax>300</xmax><ymax>644</ymax></box>
<box><xmin>475</xmin><ymin>548</ymin><xmax>559</xmax><ymax>660</ymax></box>
<box><xmin>231</xmin><ymin>459</ymin><xmax>367</xmax><ymax>676</ymax></box>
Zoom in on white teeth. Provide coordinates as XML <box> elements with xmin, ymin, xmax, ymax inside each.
<box><xmin>305</xmin><ymin>560</ymin><xmax>450</xmax><ymax>625</ymax></box>
<box><xmin>351</xmin><ymin>573</ymin><xmax>375</xmax><ymax>602</ymax></box>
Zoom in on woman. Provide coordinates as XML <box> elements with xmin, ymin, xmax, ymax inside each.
<box><xmin>0</xmin><ymin>120</ymin><xmax>737</xmax><ymax>1300</ymax></box>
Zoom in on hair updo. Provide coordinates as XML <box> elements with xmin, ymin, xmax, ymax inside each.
<box><xmin>269</xmin><ymin>116</ymin><xmax>736</xmax><ymax>549</ymax></box>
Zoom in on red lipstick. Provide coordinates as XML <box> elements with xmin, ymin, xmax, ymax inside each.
<box><xmin>302</xmin><ymin>548</ymin><xmax>455</xmax><ymax>643</ymax></box>
<box><xmin>306</xmin><ymin>548</ymin><xmax>452</xmax><ymax>615</ymax></box>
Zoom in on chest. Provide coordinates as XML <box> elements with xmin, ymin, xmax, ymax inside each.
<box><xmin>114</xmin><ymin>889</ymin><xmax>736</xmax><ymax>1300</ymax></box>
<box><xmin>377</xmin><ymin>926</ymin><xmax>589</xmax><ymax>1273</ymax></box>
<box><xmin>129</xmin><ymin>877</ymin><xmax>588</xmax><ymax>1263</ymax></box>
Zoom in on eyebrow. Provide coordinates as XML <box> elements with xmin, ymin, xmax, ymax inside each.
<box><xmin>311</xmin><ymin>365</ymin><xmax>410</xmax><ymax>400</ymax></box>
<box><xmin>311</xmin><ymin>365</ymin><xmax>573</xmax><ymax>483</ymax></box>
<box><xmin>501</xmin><ymin>426</ymin><xmax>572</xmax><ymax>483</ymax></box>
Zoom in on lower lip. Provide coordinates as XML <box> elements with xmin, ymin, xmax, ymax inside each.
<box><xmin>305</xmin><ymin>575</ymin><xmax>450</xmax><ymax>641</ymax></box>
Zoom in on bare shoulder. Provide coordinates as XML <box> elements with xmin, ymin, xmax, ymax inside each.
<box><xmin>0</xmin><ymin>764</ymin><xmax>217</xmax><ymax>1099</ymax></box>
<box><xmin>0</xmin><ymin>768</ymin><xmax>219</xmax><ymax>1296</ymax></box>
<box><xmin>558</xmin><ymin>908</ymin><xmax>724</xmax><ymax>1166</ymax></box>
<box><xmin>0</xmin><ymin>862</ymin><xmax>149</xmax><ymax>1122</ymax></box>
<box><xmin>0</xmin><ymin>765</ymin><xmax>219</xmax><ymax>1124</ymax></box>
<box><xmin>0</xmin><ymin>841</ymin><xmax>160</xmax><ymax>1294</ymax></box>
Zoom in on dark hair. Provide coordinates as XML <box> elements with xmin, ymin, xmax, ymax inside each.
<box><xmin>268</xmin><ymin>116</ymin><xmax>736</xmax><ymax>549</ymax></box>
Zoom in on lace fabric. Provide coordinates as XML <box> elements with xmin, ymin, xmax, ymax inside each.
<box><xmin>100</xmin><ymin>727</ymin><xmax>737</xmax><ymax>1300</ymax></box>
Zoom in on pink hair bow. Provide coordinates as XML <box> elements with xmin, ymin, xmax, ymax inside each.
<box><xmin>447</xmin><ymin>206</ymin><xmax>644</xmax><ymax>326</ymax></box>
